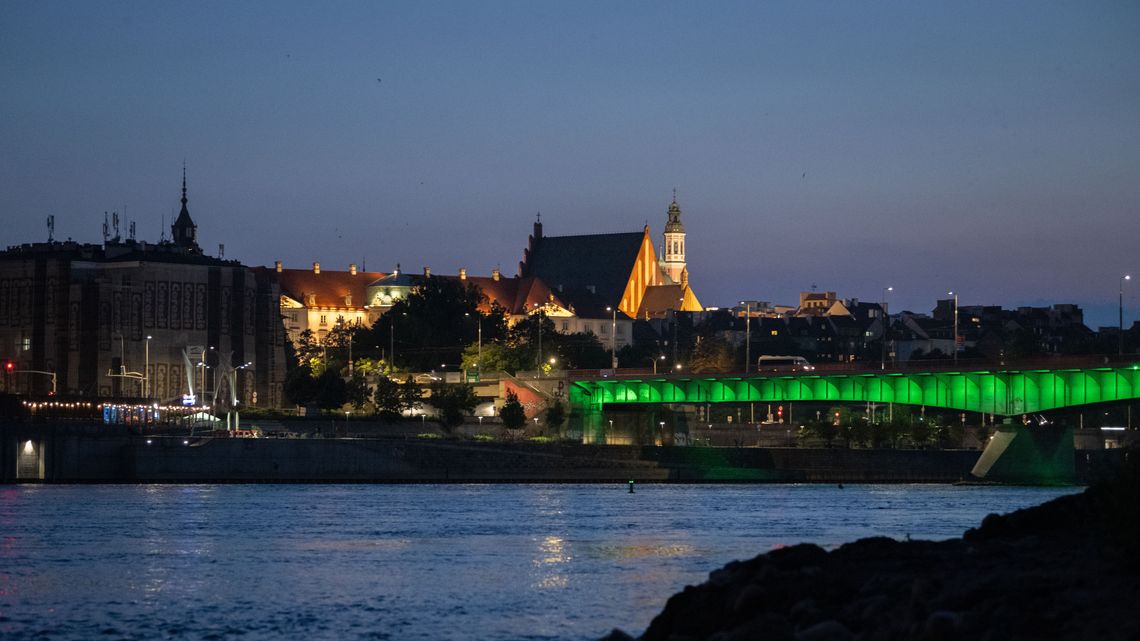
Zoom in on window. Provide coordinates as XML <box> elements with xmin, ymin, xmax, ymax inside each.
<box><xmin>616</xmin><ymin>324</ymin><xmax>625</xmax><ymax>336</ymax></box>
<box><xmin>561</xmin><ymin>321</ymin><xmax>569</xmax><ymax>331</ymax></box>
<box><xmin>770</xmin><ymin>330</ymin><xmax>778</xmax><ymax>336</ymax></box>
<box><xmin>319</xmin><ymin>315</ymin><xmax>327</xmax><ymax>325</ymax></box>
<box><xmin>600</xmin><ymin>324</ymin><xmax>609</xmax><ymax>335</ymax></box>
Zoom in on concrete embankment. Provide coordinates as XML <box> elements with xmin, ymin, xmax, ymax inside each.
<box><xmin>2</xmin><ymin>422</ymin><xmax>981</xmax><ymax>483</ymax></box>
<box><xmin>1</xmin><ymin>422</ymin><xmax>1120</xmax><ymax>484</ymax></box>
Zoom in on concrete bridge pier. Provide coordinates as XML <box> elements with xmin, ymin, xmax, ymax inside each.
<box><xmin>971</xmin><ymin>421</ymin><xmax>1075</xmax><ymax>484</ymax></box>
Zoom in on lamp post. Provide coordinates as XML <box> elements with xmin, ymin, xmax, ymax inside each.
<box><xmin>880</xmin><ymin>286</ymin><xmax>893</xmax><ymax>370</ymax></box>
<box><xmin>1121</xmin><ymin>274</ymin><xmax>1131</xmax><ymax>356</ymax></box>
<box><xmin>144</xmin><ymin>335</ymin><xmax>152</xmax><ymax>398</ymax></box>
<box><xmin>740</xmin><ymin>301</ymin><xmax>751</xmax><ymax>374</ymax></box>
<box><xmin>534</xmin><ymin>305</ymin><xmax>543</xmax><ymax>377</ymax></box>
<box><xmin>605</xmin><ymin>306</ymin><xmax>618</xmax><ymax>369</ymax></box>
<box><xmin>948</xmin><ymin>291</ymin><xmax>958</xmax><ymax>365</ymax></box>
<box><xmin>390</xmin><ymin>316</ymin><xmax>396</xmax><ymax>370</ymax></box>
<box><xmin>465</xmin><ymin>312</ymin><xmax>483</xmax><ymax>375</ymax></box>
<box><xmin>651</xmin><ymin>354</ymin><xmax>665</xmax><ymax>374</ymax></box>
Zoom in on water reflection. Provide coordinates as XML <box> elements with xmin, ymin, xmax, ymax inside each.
<box><xmin>0</xmin><ymin>484</ymin><xmax>1078</xmax><ymax>641</ymax></box>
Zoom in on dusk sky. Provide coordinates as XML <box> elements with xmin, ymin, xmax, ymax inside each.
<box><xmin>2</xmin><ymin>1</ymin><xmax>1138</xmax><ymax>327</ymax></box>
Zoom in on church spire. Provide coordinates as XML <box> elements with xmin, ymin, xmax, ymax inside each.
<box><xmin>171</xmin><ymin>165</ymin><xmax>199</xmax><ymax>252</ymax></box>
<box><xmin>662</xmin><ymin>194</ymin><xmax>686</xmax><ymax>283</ymax></box>
<box><xmin>181</xmin><ymin>164</ymin><xmax>188</xmax><ymax>210</ymax></box>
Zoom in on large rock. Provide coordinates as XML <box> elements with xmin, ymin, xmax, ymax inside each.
<box><xmin>607</xmin><ymin>462</ymin><xmax>1140</xmax><ymax>640</ymax></box>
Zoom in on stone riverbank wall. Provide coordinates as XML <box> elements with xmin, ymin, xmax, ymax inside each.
<box><xmin>1</xmin><ymin>422</ymin><xmax>1121</xmax><ymax>484</ymax></box>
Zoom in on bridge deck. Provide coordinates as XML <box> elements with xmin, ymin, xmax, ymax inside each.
<box><xmin>569</xmin><ymin>362</ymin><xmax>1140</xmax><ymax>416</ymax></box>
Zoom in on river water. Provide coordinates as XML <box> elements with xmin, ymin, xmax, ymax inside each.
<box><xmin>0</xmin><ymin>483</ymin><xmax>1078</xmax><ymax>640</ymax></box>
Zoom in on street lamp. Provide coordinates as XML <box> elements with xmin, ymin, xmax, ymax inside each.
<box><xmin>465</xmin><ymin>311</ymin><xmax>483</xmax><ymax>375</ymax></box>
<box><xmin>948</xmin><ymin>291</ymin><xmax>958</xmax><ymax>365</ymax></box>
<box><xmin>651</xmin><ymin>354</ymin><xmax>665</xmax><ymax>374</ymax></box>
<box><xmin>533</xmin><ymin>304</ymin><xmax>544</xmax><ymax>377</ymax></box>
<box><xmin>739</xmin><ymin>301</ymin><xmax>751</xmax><ymax>374</ymax></box>
<box><xmin>880</xmin><ymin>287</ymin><xmax>893</xmax><ymax>370</ymax></box>
<box><xmin>144</xmin><ymin>335</ymin><xmax>152</xmax><ymax>398</ymax></box>
<box><xmin>605</xmin><ymin>306</ymin><xmax>618</xmax><ymax>369</ymax></box>
<box><xmin>1121</xmin><ymin>274</ymin><xmax>1131</xmax><ymax>356</ymax></box>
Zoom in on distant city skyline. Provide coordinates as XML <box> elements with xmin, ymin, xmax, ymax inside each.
<box><xmin>2</xmin><ymin>1</ymin><xmax>1137</xmax><ymax>327</ymax></box>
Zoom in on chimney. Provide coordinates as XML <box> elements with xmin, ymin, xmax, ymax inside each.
<box><xmin>313</xmin><ymin>262</ymin><xmax>320</xmax><ymax>274</ymax></box>
<box><xmin>275</xmin><ymin>260</ymin><xmax>283</xmax><ymax>273</ymax></box>
<box><xmin>423</xmin><ymin>266</ymin><xmax>431</xmax><ymax>277</ymax></box>
<box><xmin>492</xmin><ymin>268</ymin><xmax>501</xmax><ymax>281</ymax></box>
<box><xmin>459</xmin><ymin>268</ymin><xmax>467</xmax><ymax>280</ymax></box>
<box><xmin>349</xmin><ymin>263</ymin><xmax>357</xmax><ymax>276</ymax></box>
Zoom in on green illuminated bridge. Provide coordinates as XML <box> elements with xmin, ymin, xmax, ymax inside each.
<box><xmin>569</xmin><ymin>363</ymin><xmax>1140</xmax><ymax>418</ymax></box>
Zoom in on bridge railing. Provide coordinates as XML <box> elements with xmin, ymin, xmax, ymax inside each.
<box><xmin>569</xmin><ymin>354</ymin><xmax>1136</xmax><ymax>380</ymax></box>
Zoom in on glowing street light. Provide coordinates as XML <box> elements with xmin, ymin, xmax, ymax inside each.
<box><xmin>605</xmin><ymin>306</ymin><xmax>618</xmax><ymax>369</ymax></box>
<box><xmin>739</xmin><ymin>301</ymin><xmax>751</xmax><ymax>374</ymax></box>
<box><xmin>948</xmin><ymin>291</ymin><xmax>958</xmax><ymax>365</ymax></box>
<box><xmin>1121</xmin><ymin>274</ymin><xmax>1131</xmax><ymax>356</ymax></box>
<box><xmin>880</xmin><ymin>287</ymin><xmax>893</xmax><ymax>370</ymax></box>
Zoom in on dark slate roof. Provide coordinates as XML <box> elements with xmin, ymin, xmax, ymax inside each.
<box><xmin>522</xmin><ymin>232</ymin><xmax>645</xmax><ymax>308</ymax></box>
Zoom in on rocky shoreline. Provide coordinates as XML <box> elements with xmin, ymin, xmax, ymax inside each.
<box><xmin>603</xmin><ymin>462</ymin><xmax>1140</xmax><ymax>641</ymax></box>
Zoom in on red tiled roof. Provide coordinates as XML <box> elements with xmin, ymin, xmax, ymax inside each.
<box><xmin>277</xmin><ymin>268</ymin><xmax>385</xmax><ymax>309</ymax></box>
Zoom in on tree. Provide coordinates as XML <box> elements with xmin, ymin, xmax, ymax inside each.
<box><xmin>805</xmin><ymin>419</ymin><xmax>839</xmax><ymax>447</ymax></box>
<box><xmin>689</xmin><ymin>334</ymin><xmax>735</xmax><ymax>373</ymax></box>
<box><xmin>373</xmin><ymin>376</ymin><xmax>405</xmax><ymax>419</ymax></box>
<box><xmin>548</xmin><ymin>331</ymin><xmax>610</xmax><ymax>369</ymax></box>
<box><xmin>314</xmin><ymin>369</ymin><xmax>348</xmax><ymax>410</ymax></box>
<box><xmin>364</xmin><ymin>277</ymin><xmax>494</xmax><ymax>371</ymax></box>
<box><xmin>345</xmin><ymin>370</ymin><xmax>370</xmax><ymax>412</ymax></box>
<box><xmin>545</xmin><ymin>399</ymin><xmax>566</xmax><ymax>432</ymax></box>
<box><xmin>284</xmin><ymin>363</ymin><xmax>318</xmax><ymax>406</ymax></box>
<box><xmin>400</xmin><ymin>376</ymin><xmax>424</xmax><ymax>414</ymax></box>
<box><xmin>429</xmin><ymin>382</ymin><xmax>478</xmax><ymax>430</ymax></box>
<box><xmin>460</xmin><ymin>341</ymin><xmax>533</xmax><ymax>375</ymax></box>
<box><xmin>500</xmin><ymin>390</ymin><xmax>526</xmax><ymax>430</ymax></box>
<box><xmin>293</xmin><ymin>329</ymin><xmax>322</xmax><ymax>365</ymax></box>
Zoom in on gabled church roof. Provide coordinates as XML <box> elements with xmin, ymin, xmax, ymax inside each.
<box><xmin>521</xmin><ymin>230</ymin><xmax>645</xmax><ymax>308</ymax></box>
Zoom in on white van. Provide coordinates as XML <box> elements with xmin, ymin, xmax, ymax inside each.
<box><xmin>756</xmin><ymin>355</ymin><xmax>814</xmax><ymax>372</ymax></box>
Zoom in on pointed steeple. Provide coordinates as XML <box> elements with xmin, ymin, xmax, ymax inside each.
<box><xmin>171</xmin><ymin>165</ymin><xmax>199</xmax><ymax>251</ymax></box>
<box><xmin>665</xmin><ymin>195</ymin><xmax>684</xmax><ymax>233</ymax></box>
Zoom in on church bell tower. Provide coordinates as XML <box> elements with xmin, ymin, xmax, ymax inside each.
<box><xmin>663</xmin><ymin>194</ymin><xmax>686</xmax><ymax>284</ymax></box>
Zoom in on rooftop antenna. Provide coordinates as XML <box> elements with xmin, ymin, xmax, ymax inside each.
<box><xmin>811</xmin><ymin>283</ymin><xmax>818</xmax><ymax>292</ymax></box>
<box><xmin>219</xmin><ymin>243</ymin><xmax>225</xmax><ymax>259</ymax></box>
<box><xmin>46</xmin><ymin>215</ymin><xmax>55</xmax><ymax>242</ymax></box>
<box><xmin>112</xmin><ymin>211</ymin><xmax>120</xmax><ymax>241</ymax></box>
<box><xmin>102</xmin><ymin>212</ymin><xmax>110</xmax><ymax>243</ymax></box>
<box><xmin>129</xmin><ymin>221</ymin><xmax>136</xmax><ymax>241</ymax></box>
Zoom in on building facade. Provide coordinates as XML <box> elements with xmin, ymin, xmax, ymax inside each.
<box><xmin>0</xmin><ymin>178</ymin><xmax>287</xmax><ymax>407</ymax></box>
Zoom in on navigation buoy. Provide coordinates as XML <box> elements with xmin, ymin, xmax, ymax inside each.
<box><xmin>628</xmin><ymin>480</ymin><xmax>635</xmax><ymax>493</ymax></box>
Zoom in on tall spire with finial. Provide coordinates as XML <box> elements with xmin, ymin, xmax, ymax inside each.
<box><xmin>663</xmin><ymin>192</ymin><xmax>686</xmax><ymax>283</ymax></box>
<box><xmin>171</xmin><ymin>163</ymin><xmax>199</xmax><ymax>252</ymax></box>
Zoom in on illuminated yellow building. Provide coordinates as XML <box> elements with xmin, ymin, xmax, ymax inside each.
<box><xmin>275</xmin><ymin>261</ymin><xmax>384</xmax><ymax>346</ymax></box>
<box><xmin>517</xmin><ymin>198</ymin><xmax>702</xmax><ymax>321</ymax></box>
